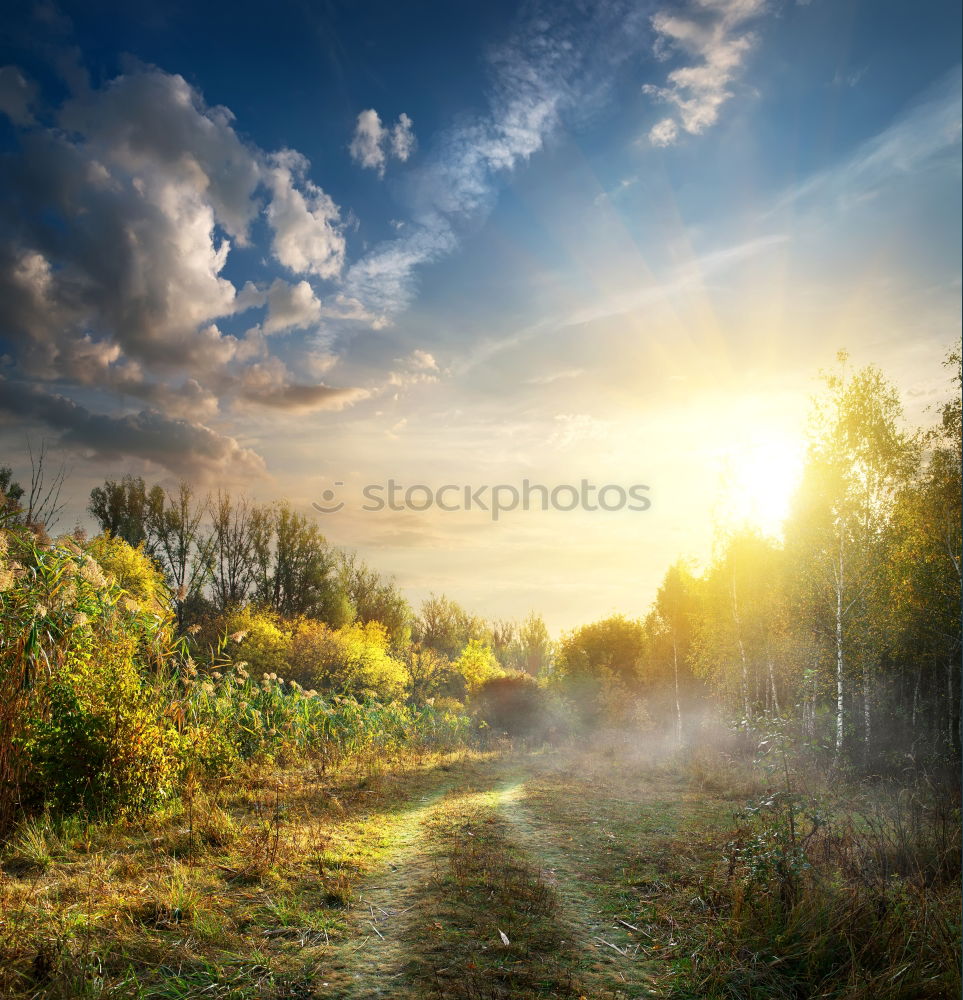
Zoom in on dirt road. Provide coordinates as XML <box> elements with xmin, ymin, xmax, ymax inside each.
<box><xmin>318</xmin><ymin>745</ymin><xmax>728</xmax><ymax>999</ymax></box>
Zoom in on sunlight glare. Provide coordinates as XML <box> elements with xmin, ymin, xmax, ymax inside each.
<box><xmin>712</xmin><ymin>431</ymin><xmax>805</xmax><ymax>538</ymax></box>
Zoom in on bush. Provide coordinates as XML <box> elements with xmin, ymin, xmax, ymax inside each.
<box><xmin>453</xmin><ymin>638</ymin><xmax>504</xmax><ymax>692</ymax></box>
<box><xmin>222</xmin><ymin>606</ymin><xmax>292</xmax><ymax>676</ymax></box>
<box><xmin>288</xmin><ymin>618</ymin><xmax>410</xmax><ymax>700</ymax></box>
<box><xmin>86</xmin><ymin>532</ymin><xmax>170</xmax><ymax>614</ymax></box>
<box><xmin>473</xmin><ymin>673</ymin><xmax>548</xmax><ymax>737</ymax></box>
<box><xmin>0</xmin><ymin>526</ymin><xmax>178</xmax><ymax>824</ymax></box>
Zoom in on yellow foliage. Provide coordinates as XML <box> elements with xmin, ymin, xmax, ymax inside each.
<box><xmin>453</xmin><ymin>638</ymin><xmax>505</xmax><ymax>692</ymax></box>
<box><xmin>223</xmin><ymin>606</ymin><xmax>292</xmax><ymax>676</ymax></box>
<box><xmin>289</xmin><ymin>617</ymin><xmax>410</xmax><ymax>700</ymax></box>
<box><xmin>87</xmin><ymin>534</ymin><xmax>170</xmax><ymax>616</ymax></box>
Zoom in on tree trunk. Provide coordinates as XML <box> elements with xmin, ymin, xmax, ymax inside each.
<box><xmin>835</xmin><ymin>551</ymin><xmax>845</xmax><ymax>759</ymax></box>
<box><xmin>672</xmin><ymin>636</ymin><xmax>682</xmax><ymax>746</ymax></box>
<box><xmin>768</xmin><ymin>655</ymin><xmax>781</xmax><ymax>717</ymax></box>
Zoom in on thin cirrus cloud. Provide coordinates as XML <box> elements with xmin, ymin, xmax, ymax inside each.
<box><xmin>342</xmin><ymin>0</ymin><xmax>655</xmax><ymax>320</ymax></box>
<box><xmin>643</xmin><ymin>0</ymin><xmax>769</xmax><ymax>147</ymax></box>
<box><xmin>349</xmin><ymin>109</ymin><xmax>416</xmax><ymax>177</ymax></box>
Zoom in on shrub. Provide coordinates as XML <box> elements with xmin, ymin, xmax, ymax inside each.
<box><xmin>0</xmin><ymin>525</ymin><xmax>178</xmax><ymax>823</ymax></box>
<box><xmin>473</xmin><ymin>673</ymin><xmax>548</xmax><ymax>737</ymax></box>
<box><xmin>453</xmin><ymin>638</ymin><xmax>505</xmax><ymax>692</ymax></box>
<box><xmin>288</xmin><ymin>618</ymin><xmax>410</xmax><ymax>700</ymax></box>
<box><xmin>222</xmin><ymin>606</ymin><xmax>292</xmax><ymax>676</ymax></box>
<box><xmin>86</xmin><ymin>532</ymin><xmax>170</xmax><ymax>614</ymax></box>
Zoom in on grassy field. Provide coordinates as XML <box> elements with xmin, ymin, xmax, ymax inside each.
<box><xmin>0</xmin><ymin>737</ymin><xmax>959</xmax><ymax>999</ymax></box>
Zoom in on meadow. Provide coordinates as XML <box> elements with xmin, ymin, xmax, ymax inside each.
<box><xmin>0</xmin><ymin>355</ymin><xmax>959</xmax><ymax>998</ymax></box>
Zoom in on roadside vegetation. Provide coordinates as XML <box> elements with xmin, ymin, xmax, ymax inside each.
<box><xmin>0</xmin><ymin>352</ymin><xmax>958</xmax><ymax>998</ymax></box>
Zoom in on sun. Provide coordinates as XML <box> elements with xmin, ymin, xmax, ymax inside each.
<box><xmin>712</xmin><ymin>430</ymin><xmax>805</xmax><ymax>538</ymax></box>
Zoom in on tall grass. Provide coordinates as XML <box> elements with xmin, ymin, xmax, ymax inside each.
<box><xmin>677</xmin><ymin>745</ymin><xmax>962</xmax><ymax>1000</ymax></box>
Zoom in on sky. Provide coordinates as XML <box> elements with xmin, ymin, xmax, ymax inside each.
<box><xmin>0</xmin><ymin>0</ymin><xmax>959</xmax><ymax>632</ymax></box>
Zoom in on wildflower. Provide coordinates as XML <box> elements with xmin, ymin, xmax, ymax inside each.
<box><xmin>187</xmin><ymin>624</ymin><xmax>201</xmax><ymax>636</ymax></box>
<box><xmin>269</xmin><ymin>672</ymin><xmax>278</xmax><ymax>681</ymax></box>
<box><xmin>235</xmin><ymin>661</ymin><xmax>249</xmax><ymax>670</ymax></box>
<box><xmin>239</xmin><ymin>701</ymin><xmax>249</xmax><ymax>711</ymax></box>
<box><xmin>123</xmin><ymin>596</ymin><xmax>141</xmax><ymax>613</ymax></box>
<box><xmin>212</xmin><ymin>671</ymin><xmax>222</xmax><ymax>681</ymax></box>
<box><xmin>305</xmin><ymin>690</ymin><xmax>318</xmax><ymax>700</ymax></box>
<box><xmin>34</xmin><ymin>604</ymin><xmax>48</xmax><ymax>618</ymax></box>
<box><xmin>71</xmin><ymin>611</ymin><xmax>89</xmax><ymax>627</ymax></box>
<box><xmin>201</xmin><ymin>683</ymin><xmax>215</xmax><ymax>696</ymax></box>
<box><xmin>229</xmin><ymin>630</ymin><xmax>248</xmax><ymax>643</ymax></box>
<box><xmin>262</xmin><ymin>672</ymin><xmax>270</xmax><ymax>681</ymax></box>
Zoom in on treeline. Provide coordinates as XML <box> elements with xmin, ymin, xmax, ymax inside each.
<box><xmin>80</xmin><ymin>478</ymin><xmax>553</xmax><ymax>701</ymax></box>
<box><xmin>552</xmin><ymin>351</ymin><xmax>961</xmax><ymax>768</ymax></box>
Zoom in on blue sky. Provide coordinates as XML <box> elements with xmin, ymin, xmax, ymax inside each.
<box><xmin>0</xmin><ymin>0</ymin><xmax>959</xmax><ymax>628</ymax></box>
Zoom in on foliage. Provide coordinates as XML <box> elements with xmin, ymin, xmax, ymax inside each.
<box><xmin>86</xmin><ymin>533</ymin><xmax>171</xmax><ymax>615</ymax></box>
<box><xmin>452</xmin><ymin>637</ymin><xmax>504</xmax><ymax>692</ymax></box>
<box><xmin>472</xmin><ymin>673</ymin><xmax>550</xmax><ymax>737</ymax></box>
<box><xmin>287</xmin><ymin>618</ymin><xmax>410</xmax><ymax>700</ymax></box>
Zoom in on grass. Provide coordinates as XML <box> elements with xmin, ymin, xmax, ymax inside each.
<box><xmin>0</xmin><ymin>747</ymin><xmax>496</xmax><ymax>999</ymax></box>
<box><xmin>402</xmin><ymin>788</ymin><xmax>584</xmax><ymax>999</ymax></box>
<box><xmin>0</xmin><ymin>738</ymin><xmax>958</xmax><ymax>1000</ymax></box>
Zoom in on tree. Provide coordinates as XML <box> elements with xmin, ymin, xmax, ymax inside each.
<box><xmin>415</xmin><ymin>594</ymin><xmax>483</xmax><ymax>660</ymax></box>
<box><xmin>514</xmin><ymin>612</ymin><xmax>553</xmax><ymax>676</ymax></box>
<box><xmin>88</xmin><ymin>476</ymin><xmax>163</xmax><ymax>552</ymax></box>
<box><xmin>149</xmin><ymin>482</ymin><xmax>213</xmax><ymax>630</ymax></box>
<box><xmin>207</xmin><ymin>492</ymin><xmax>270</xmax><ymax>612</ymax></box>
<box><xmin>337</xmin><ymin>551</ymin><xmax>412</xmax><ymax>649</ymax></box>
<box><xmin>553</xmin><ymin>615</ymin><xmax>646</xmax><ymax>723</ymax></box>
<box><xmin>256</xmin><ymin>503</ymin><xmax>352</xmax><ymax>625</ymax></box>
<box><xmin>786</xmin><ymin>355</ymin><xmax>915</xmax><ymax>761</ymax></box>
<box><xmin>653</xmin><ymin>562</ymin><xmax>700</xmax><ymax>744</ymax></box>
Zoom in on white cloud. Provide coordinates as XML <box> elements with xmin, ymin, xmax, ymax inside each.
<box><xmin>643</xmin><ymin>0</ymin><xmax>768</xmax><ymax>145</ymax></box>
<box><xmin>0</xmin><ymin>64</ymin><xmax>362</xmax><ymax>476</ymax></box>
<box><xmin>349</xmin><ymin>108</ymin><xmax>416</xmax><ymax>177</ymax></box>
<box><xmin>344</xmin><ymin>0</ymin><xmax>653</xmax><ymax>318</ymax></box>
<box><xmin>263</xmin><ymin>279</ymin><xmax>322</xmax><ymax>334</ymax></box>
<box><xmin>648</xmin><ymin>118</ymin><xmax>679</xmax><ymax>147</ymax></box>
<box><xmin>264</xmin><ymin>149</ymin><xmax>345</xmax><ymax>278</ymax></box>
<box><xmin>391</xmin><ymin>112</ymin><xmax>416</xmax><ymax>161</ymax></box>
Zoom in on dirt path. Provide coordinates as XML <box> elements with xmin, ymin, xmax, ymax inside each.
<box><xmin>315</xmin><ymin>749</ymin><xmax>703</xmax><ymax>999</ymax></box>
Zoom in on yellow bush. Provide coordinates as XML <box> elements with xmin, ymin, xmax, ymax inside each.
<box><xmin>87</xmin><ymin>533</ymin><xmax>170</xmax><ymax>616</ymax></box>
<box><xmin>453</xmin><ymin>638</ymin><xmax>505</xmax><ymax>692</ymax></box>
<box><xmin>289</xmin><ymin>618</ymin><xmax>410</xmax><ymax>700</ymax></box>
<box><xmin>222</xmin><ymin>606</ymin><xmax>292</xmax><ymax>676</ymax></box>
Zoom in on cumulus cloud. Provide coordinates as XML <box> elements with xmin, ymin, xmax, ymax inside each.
<box><xmin>643</xmin><ymin>0</ymin><xmax>768</xmax><ymax>145</ymax></box>
<box><xmin>0</xmin><ymin>63</ymin><xmax>364</xmax><ymax>475</ymax></box>
<box><xmin>263</xmin><ymin>279</ymin><xmax>323</xmax><ymax>334</ymax></box>
<box><xmin>349</xmin><ymin>108</ymin><xmax>416</xmax><ymax>177</ymax></box>
<box><xmin>263</xmin><ymin>150</ymin><xmax>345</xmax><ymax>277</ymax></box>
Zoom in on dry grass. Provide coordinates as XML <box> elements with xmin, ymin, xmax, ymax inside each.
<box><xmin>0</xmin><ymin>747</ymin><xmax>492</xmax><ymax>999</ymax></box>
